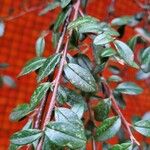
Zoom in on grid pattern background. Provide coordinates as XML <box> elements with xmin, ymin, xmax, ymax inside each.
<box><xmin>0</xmin><ymin>0</ymin><xmax>150</xmax><ymax>149</ymax></box>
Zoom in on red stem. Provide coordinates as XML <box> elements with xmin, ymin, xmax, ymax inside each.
<box><xmin>103</xmin><ymin>80</ymin><xmax>140</xmax><ymax>146</ymax></box>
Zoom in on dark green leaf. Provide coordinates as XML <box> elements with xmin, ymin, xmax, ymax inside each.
<box><xmin>94</xmin><ymin>33</ymin><xmax>114</xmax><ymax>45</ymax></box>
<box><xmin>108</xmin><ymin>75</ymin><xmax>122</xmax><ymax>82</ymax></box>
<box><xmin>39</xmin><ymin>2</ymin><xmax>60</xmax><ymax>15</ymax></box>
<box><xmin>45</xmin><ymin>122</ymin><xmax>86</xmax><ymax>149</ymax></box>
<box><xmin>93</xmin><ymin>98</ymin><xmax>111</xmax><ymax>121</ymax></box>
<box><xmin>95</xmin><ymin>116</ymin><xmax>121</xmax><ymax>141</ymax></box>
<box><xmin>64</xmin><ymin>63</ymin><xmax>96</xmax><ymax>92</ymax></box>
<box><xmin>35</xmin><ymin>37</ymin><xmax>45</xmax><ymax>57</ymax></box>
<box><xmin>10</xmin><ymin>104</ymin><xmax>32</xmax><ymax>121</ymax></box>
<box><xmin>52</xmin><ymin>32</ymin><xmax>61</xmax><ymax>48</ymax></box>
<box><xmin>55</xmin><ymin>107</ymin><xmax>83</xmax><ymax>126</ymax></box>
<box><xmin>75</xmin><ymin>54</ymin><xmax>93</xmax><ymax>71</ymax></box>
<box><xmin>110</xmin><ymin>142</ymin><xmax>132</xmax><ymax>150</ymax></box>
<box><xmin>67</xmin><ymin>16</ymin><xmax>98</xmax><ymax>30</ymax></box>
<box><xmin>127</xmin><ymin>35</ymin><xmax>140</xmax><ymax>51</ymax></box>
<box><xmin>0</xmin><ymin>21</ymin><xmax>5</xmax><ymax>37</ymax></box>
<box><xmin>101</xmin><ymin>48</ymin><xmax>116</xmax><ymax>58</ymax></box>
<box><xmin>60</xmin><ymin>0</ymin><xmax>71</xmax><ymax>8</ymax></box>
<box><xmin>140</xmin><ymin>47</ymin><xmax>150</xmax><ymax>73</ymax></box>
<box><xmin>2</xmin><ymin>75</ymin><xmax>16</xmax><ymax>88</ymax></box>
<box><xmin>10</xmin><ymin>129</ymin><xmax>43</xmax><ymax>145</ymax></box>
<box><xmin>115</xmin><ymin>82</ymin><xmax>143</xmax><ymax>95</ymax></box>
<box><xmin>53</xmin><ymin>8</ymin><xmax>69</xmax><ymax>32</ymax></box>
<box><xmin>113</xmin><ymin>91</ymin><xmax>126</xmax><ymax>109</ymax></box>
<box><xmin>37</xmin><ymin>53</ymin><xmax>61</xmax><ymax>82</ymax></box>
<box><xmin>19</xmin><ymin>57</ymin><xmax>46</xmax><ymax>76</ymax></box>
<box><xmin>114</xmin><ymin>40</ymin><xmax>138</xmax><ymax>68</ymax></box>
<box><xmin>134</xmin><ymin>120</ymin><xmax>150</xmax><ymax>137</ymax></box>
<box><xmin>30</xmin><ymin>82</ymin><xmax>51</xmax><ymax>109</ymax></box>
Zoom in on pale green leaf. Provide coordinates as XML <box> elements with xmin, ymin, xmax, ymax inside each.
<box><xmin>10</xmin><ymin>129</ymin><xmax>42</xmax><ymax>145</ymax></box>
<box><xmin>45</xmin><ymin>122</ymin><xmax>86</xmax><ymax>149</ymax></box>
<box><xmin>115</xmin><ymin>82</ymin><xmax>143</xmax><ymax>95</ymax></box>
<box><xmin>64</xmin><ymin>63</ymin><xmax>96</xmax><ymax>92</ymax></box>
<box><xmin>134</xmin><ymin>120</ymin><xmax>150</xmax><ymax>137</ymax></box>
<box><xmin>60</xmin><ymin>0</ymin><xmax>71</xmax><ymax>8</ymax></box>
<box><xmin>35</xmin><ymin>37</ymin><xmax>45</xmax><ymax>57</ymax></box>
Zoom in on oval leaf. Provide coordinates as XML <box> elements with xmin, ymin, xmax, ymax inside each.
<box><xmin>114</xmin><ymin>40</ymin><xmax>136</xmax><ymax>67</ymax></box>
<box><xmin>94</xmin><ymin>33</ymin><xmax>114</xmax><ymax>45</ymax></box>
<box><xmin>134</xmin><ymin>120</ymin><xmax>150</xmax><ymax>137</ymax></box>
<box><xmin>19</xmin><ymin>57</ymin><xmax>46</xmax><ymax>76</ymax></box>
<box><xmin>110</xmin><ymin>142</ymin><xmax>132</xmax><ymax>150</ymax></box>
<box><xmin>115</xmin><ymin>82</ymin><xmax>143</xmax><ymax>95</ymax></box>
<box><xmin>30</xmin><ymin>82</ymin><xmax>51</xmax><ymax>109</ymax></box>
<box><xmin>37</xmin><ymin>53</ymin><xmax>61</xmax><ymax>82</ymax></box>
<box><xmin>93</xmin><ymin>98</ymin><xmax>111</xmax><ymax>121</ymax></box>
<box><xmin>36</xmin><ymin>37</ymin><xmax>45</xmax><ymax>57</ymax></box>
<box><xmin>10</xmin><ymin>129</ymin><xmax>42</xmax><ymax>145</ymax></box>
<box><xmin>64</xmin><ymin>63</ymin><xmax>96</xmax><ymax>92</ymax></box>
<box><xmin>10</xmin><ymin>104</ymin><xmax>32</xmax><ymax>121</ymax></box>
<box><xmin>95</xmin><ymin>116</ymin><xmax>121</xmax><ymax>141</ymax></box>
<box><xmin>45</xmin><ymin>122</ymin><xmax>86</xmax><ymax>149</ymax></box>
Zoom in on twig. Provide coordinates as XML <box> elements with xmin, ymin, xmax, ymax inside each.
<box><xmin>36</xmin><ymin>1</ymin><xmax>81</xmax><ymax>149</ymax></box>
<box><xmin>2</xmin><ymin>3</ymin><xmax>46</xmax><ymax>22</ymax></box>
<box><xmin>102</xmin><ymin>80</ymin><xmax>140</xmax><ymax>146</ymax></box>
<box><xmin>87</xmin><ymin>100</ymin><xmax>97</xmax><ymax>150</ymax></box>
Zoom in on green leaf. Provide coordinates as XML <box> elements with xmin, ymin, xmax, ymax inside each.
<box><xmin>53</xmin><ymin>7</ymin><xmax>69</xmax><ymax>32</ymax></box>
<box><xmin>95</xmin><ymin>116</ymin><xmax>121</xmax><ymax>141</ymax></box>
<box><xmin>2</xmin><ymin>75</ymin><xmax>16</xmax><ymax>88</ymax></box>
<box><xmin>39</xmin><ymin>2</ymin><xmax>60</xmax><ymax>15</ymax></box>
<box><xmin>30</xmin><ymin>82</ymin><xmax>51</xmax><ymax>109</ymax></box>
<box><xmin>110</xmin><ymin>142</ymin><xmax>132</xmax><ymax>150</ymax></box>
<box><xmin>93</xmin><ymin>98</ymin><xmax>111</xmax><ymax>121</ymax></box>
<box><xmin>134</xmin><ymin>120</ymin><xmax>150</xmax><ymax>137</ymax></box>
<box><xmin>55</xmin><ymin>107</ymin><xmax>83</xmax><ymax>126</ymax></box>
<box><xmin>140</xmin><ymin>47</ymin><xmax>150</xmax><ymax>73</ymax></box>
<box><xmin>78</xmin><ymin>22</ymin><xmax>102</xmax><ymax>34</ymax></box>
<box><xmin>115</xmin><ymin>82</ymin><xmax>143</xmax><ymax>95</ymax></box>
<box><xmin>64</xmin><ymin>63</ymin><xmax>96</xmax><ymax>92</ymax></box>
<box><xmin>0</xmin><ymin>21</ymin><xmax>5</xmax><ymax>37</ymax></box>
<box><xmin>35</xmin><ymin>37</ymin><xmax>45</xmax><ymax>57</ymax></box>
<box><xmin>71</xmin><ymin>103</ymin><xmax>84</xmax><ymax>119</ymax></box>
<box><xmin>45</xmin><ymin>122</ymin><xmax>86</xmax><ymax>149</ymax></box>
<box><xmin>75</xmin><ymin>54</ymin><xmax>93</xmax><ymax>71</ymax></box>
<box><xmin>19</xmin><ymin>57</ymin><xmax>46</xmax><ymax>76</ymax></box>
<box><xmin>101</xmin><ymin>48</ymin><xmax>116</xmax><ymax>58</ymax></box>
<box><xmin>9</xmin><ymin>144</ymin><xmax>19</xmax><ymax>150</ymax></box>
<box><xmin>10</xmin><ymin>129</ymin><xmax>42</xmax><ymax>145</ymax></box>
<box><xmin>37</xmin><ymin>53</ymin><xmax>61</xmax><ymax>82</ymax></box>
<box><xmin>67</xmin><ymin>16</ymin><xmax>98</xmax><ymax>30</ymax></box>
<box><xmin>22</xmin><ymin>119</ymin><xmax>33</xmax><ymax>130</ymax></box>
<box><xmin>113</xmin><ymin>91</ymin><xmax>126</xmax><ymax>109</ymax></box>
<box><xmin>42</xmin><ymin>135</ymin><xmax>63</xmax><ymax>150</ymax></box>
<box><xmin>136</xmin><ymin>70</ymin><xmax>150</xmax><ymax>80</ymax></box>
<box><xmin>60</xmin><ymin>0</ymin><xmax>71</xmax><ymax>8</ymax></box>
<box><xmin>94</xmin><ymin>33</ymin><xmax>114</xmax><ymax>45</ymax></box>
<box><xmin>127</xmin><ymin>35</ymin><xmax>141</xmax><ymax>51</ymax></box>
<box><xmin>108</xmin><ymin>65</ymin><xmax>121</xmax><ymax>74</ymax></box>
<box><xmin>10</xmin><ymin>104</ymin><xmax>32</xmax><ymax>121</ymax></box>
<box><xmin>111</xmin><ymin>16</ymin><xmax>132</xmax><ymax>26</ymax></box>
<box><xmin>114</xmin><ymin>40</ymin><xmax>137</xmax><ymax>68</ymax></box>
<box><xmin>108</xmin><ymin>75</ymin><xmax>122</xmax><ymax>82</ymax></box>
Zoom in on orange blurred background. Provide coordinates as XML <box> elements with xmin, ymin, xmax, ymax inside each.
<box><xmin>0</xmin><ymin>0</ymin><xmax>150</xmax><ymax>149</ymax></box>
